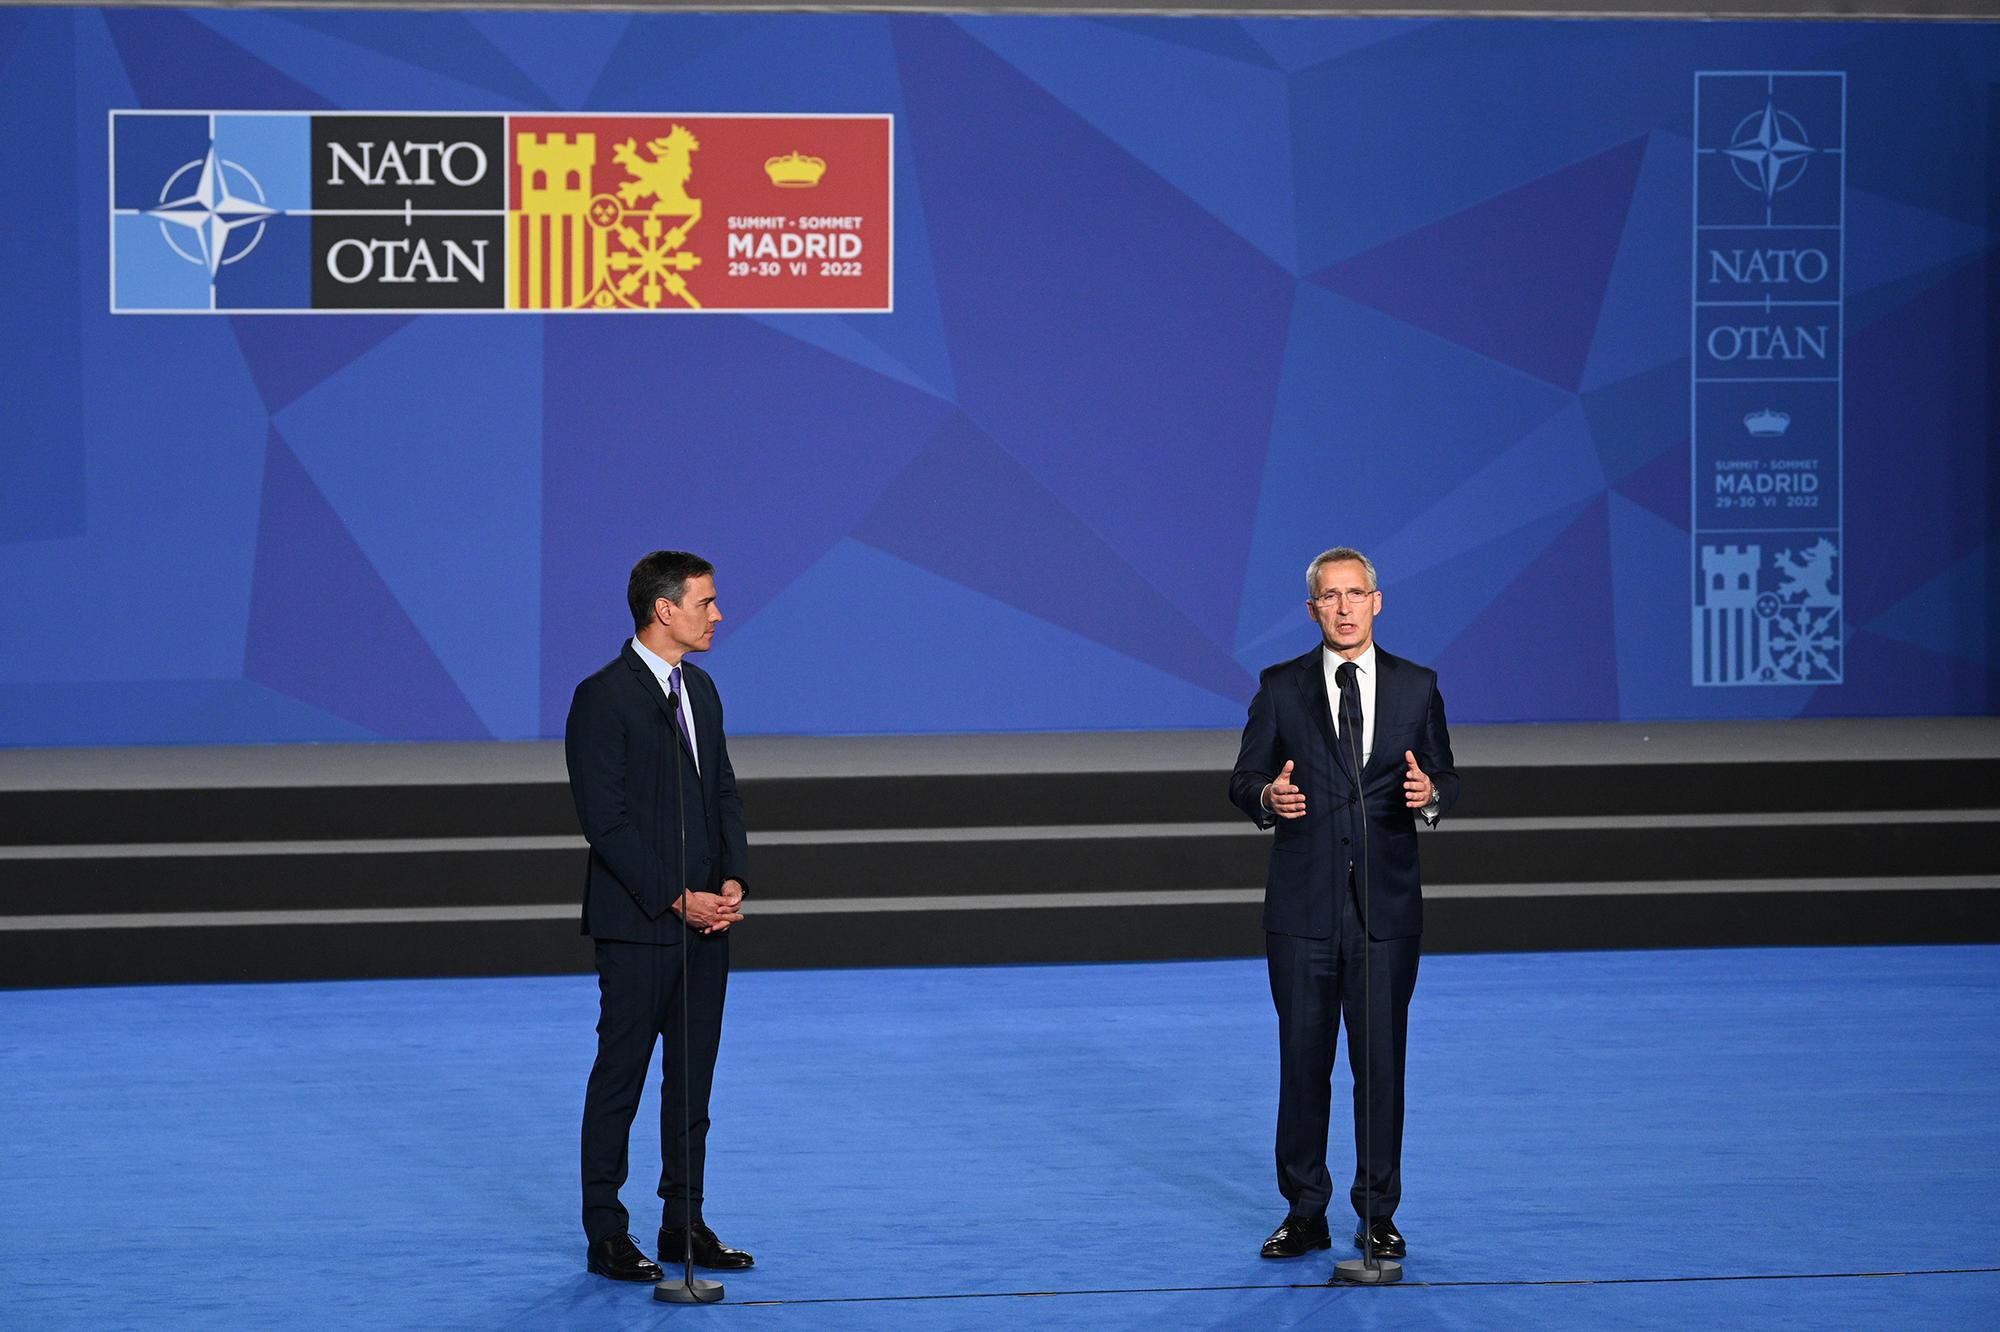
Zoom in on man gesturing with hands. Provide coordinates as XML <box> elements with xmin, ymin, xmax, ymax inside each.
<box><xmin>1265</xmin><ymin>747</ymin><xmax>1442</xmax><ymax>819</ymax></box>
<box><xmin>1230</xmin><ymin>547</ymin><xmax>1458</xmax><ymax>1266</ymax></box>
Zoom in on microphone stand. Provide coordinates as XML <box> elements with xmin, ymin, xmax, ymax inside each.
<box><xmin>656</xmin><ymin>683</ymin><xmax>724</xmax><ymax>1305</ymax></box>
<box><xmin>1333</xmin><ymin>702</ymin><xmax>1401</xmax><ymax>1286</ymax></box>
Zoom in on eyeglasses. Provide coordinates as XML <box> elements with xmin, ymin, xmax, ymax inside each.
<box><xmin>1310</xmin><ymin>588</ymin><xmax>1377</xmax><ymax>608</ymax></box>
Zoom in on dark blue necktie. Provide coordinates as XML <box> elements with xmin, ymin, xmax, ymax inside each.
<box><xmin>1335</xmin><ymin>661</ymin><xmax>1364</xmax><ymax>776</ymax></box>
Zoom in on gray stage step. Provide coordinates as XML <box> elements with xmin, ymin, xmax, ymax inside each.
<box><xmin>3</xmin><ymin>720</ymin><xmax>1998</xmax><ymax>986</ymax></box>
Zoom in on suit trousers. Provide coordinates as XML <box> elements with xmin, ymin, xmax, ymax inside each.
<box><xmin>1266</xmin><ymin>871</ymin><xmax>1420</xmax><ymax>1222</ymax></box>
<box><xmin>581</xmin><ymin>932</ymin><xmax>730</xmax><ymax>1242</ymax></box>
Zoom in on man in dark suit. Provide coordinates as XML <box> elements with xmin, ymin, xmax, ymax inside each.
<box><xmin>566</xmin><ymin>550</ymin><xmax>755</xmax><ymax>1282</ymax></box>
<box><xmin>1229</xmin><ymin>546</ymin><xmax>1459</xmax><ymax>1264</ymax></box>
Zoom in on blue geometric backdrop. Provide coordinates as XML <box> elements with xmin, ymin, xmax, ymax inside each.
<box><xmin>1</xmin><ymin>9</ymin><xmax>1994</xmax><ymax>744</ymax></box>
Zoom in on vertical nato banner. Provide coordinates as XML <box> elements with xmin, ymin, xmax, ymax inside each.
<box><xmin>108</xmin><ymin>111</ymin><xmax>892</xmax><ymax>313</ymax></box>
<box><xmin>1691</xmin><ymin>73</ymin><xmax>1845</xmax><ymax>688</ymax></box>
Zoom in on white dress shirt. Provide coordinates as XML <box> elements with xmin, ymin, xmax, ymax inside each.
<box><xmin>631</xmin><ymin>637</ymin><xmax>698</xmax><ymax>775</ymax></box>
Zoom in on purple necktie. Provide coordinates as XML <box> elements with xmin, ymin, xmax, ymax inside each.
<box><xmin>667</xmin><ymin>666</ymin><xmax>694</xmax><ymax>756</ymax></box>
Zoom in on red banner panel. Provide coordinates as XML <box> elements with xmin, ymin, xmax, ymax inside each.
<box><xmin>508</xmin><ymin>114</ymin><xmax>891</xmax><ymax>313</ymax></box>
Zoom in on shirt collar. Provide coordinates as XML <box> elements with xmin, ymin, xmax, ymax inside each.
<box><xmin>1323</xmin><ymin>642</ymin><xmax>1377</xmax><ymax>676</ymax></box>
<box><xmin>630</xmin><ymin>636</ymin><xmax>680</xmax><ymax>685</ymax></box>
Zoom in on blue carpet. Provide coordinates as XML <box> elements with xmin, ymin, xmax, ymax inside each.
<box><xmin>3</xmin><ymin>946</ymin><xmax>1996</xmax><ymax>1328</ymax></box>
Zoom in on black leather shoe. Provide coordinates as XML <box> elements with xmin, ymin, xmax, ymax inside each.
<box><xmin>587</xmin><ymin>1234</ymin><xmax>664</xmax><ymax>1282</ymax></box>
<box><xmin>1354</xmin><ymin>1216</ymin><xmax>1406</xmax><ymax>1259</ymax></box>
<box><xmin>659</xmin><ymin>1221</ymin><xmax>755</xmax><ymax>1270</ymax></box>
<box><xmin>1260</xmin><ymin>1214</ymin><xmax>1332</xmax><ymax>1258</ymax></box>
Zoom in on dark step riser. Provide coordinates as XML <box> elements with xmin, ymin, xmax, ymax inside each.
<box><xmin>0</xmin><ymin>841</ymin><xmax>1263</xmax><ymax>914</ymax></box>
<box><xmin>0</xmin><ymin>775</ymin><xmax>1210</xmax><ymax>845</ymax></box>
<box><xmin>1421</xmin><ymin>822</ymin><xmax>1999</xmax><ymax>885</ymax></box>
<box><xmin>6</xmin><ymin>886</ymin><xmax>1997</xmax><ymax>988</ymax></box>
<box><xmin>0</xmin><ymin>786</ymin><xmax>580</xmax><ymax>847</ymax></box>
<box><xmin>7</xmin><ymin>759</ymin><xmax>1997</xmax><ymax>846</ymax></box>
<box><xmin>1</xmin><ymin>849</ymin><xmax>582</xmax><ymax>914</ymax></box>
<box><xmin>7</xmin><ymin>821</ymin><xmax>1998</xmax><ymax>915</ymax></box>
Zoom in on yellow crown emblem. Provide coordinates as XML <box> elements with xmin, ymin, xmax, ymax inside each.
<box><xmin>764</xmin><ymin>152</ymin><xmax>826</xmax><ymax>188</ymax></box>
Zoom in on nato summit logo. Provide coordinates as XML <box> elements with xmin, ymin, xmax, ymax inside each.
<box><xmin>1690</xmin><ymin>71</ymin><xmax>1845</xmax><ymax>688</ymax></box>
<box><xmin>111</xmin><ymin>111</ymin><xmax>506</xmax><ymax>312</ymax></box>
<box><xmin>114</xmin><ymin>110</ymin><xmax>891</xmax><ymax>314</ymax></box>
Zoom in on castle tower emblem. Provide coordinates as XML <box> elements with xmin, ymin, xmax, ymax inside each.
<box><xmin>1696</xmin><ymin>543</ymin><xmax>1764</xmax><ymax>684</ymax></box>
<box><xmin>513</xmin><ymin>132</ymin><xmax>596</xmax><ymax>310</ymax></box>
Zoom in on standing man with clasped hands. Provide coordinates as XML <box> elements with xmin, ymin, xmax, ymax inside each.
<box><xmin>566</xmin><ymin>550</ymin><xmax>756</xmax><ymax>1283</ymax></box>
<box><xmin>1229</xmin><ymin>547</ymin><xmax>1459</xmax><ymax>1266</ymax></box>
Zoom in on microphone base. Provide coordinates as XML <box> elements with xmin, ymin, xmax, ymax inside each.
<box><xmin>655</xmin><ymin>1276</ymin><xmax>726</xmax><ymax>1303</ymax></box>
<box><xmin>1331</xmin><ymin>1257</ymin><xmax>1403</xmax><ymax>1285</ymax></box>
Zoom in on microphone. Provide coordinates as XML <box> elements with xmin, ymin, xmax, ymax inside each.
<box><xmin>657</xmin><ymin>679</ymin><xmax>723</xmax><ymax>1305</ymax></box>
<box><xmin>1334</xmin><ymin>674</ymin><xmax>1399</xmax><ymax>1286</ymax></box>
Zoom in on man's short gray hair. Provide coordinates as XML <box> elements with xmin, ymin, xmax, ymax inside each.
<box><xmin>1305</xmin><ymin>546</ymin><xmax>1378</xmax><ymax>595</ymax></box>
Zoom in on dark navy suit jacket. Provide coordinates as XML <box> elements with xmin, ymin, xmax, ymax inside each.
<box><xmin>1229</xmin><ymin>645</ymin><xmax>1458</xmax><ymax>941</ymax></box>
<box><xmin>564</xmin><ymin>642</ymin><xmax>749</xmax><ymax>945</ymax></box>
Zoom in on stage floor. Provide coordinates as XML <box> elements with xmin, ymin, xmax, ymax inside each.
<box><xmin>5</xmin><ymin>947</ymin><xmax>1997</xmax><ymax>1329</ymax></box>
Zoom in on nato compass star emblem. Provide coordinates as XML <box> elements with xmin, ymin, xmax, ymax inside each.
<box><xmin>1724</xmin><ymin>102</ymin><xmax>1816</xmax><ymax>202</ymax></box>
<box><xmin>148</xmin><ymin>146</ymin><xmax>276</xmax><ymax>275</ymax></box>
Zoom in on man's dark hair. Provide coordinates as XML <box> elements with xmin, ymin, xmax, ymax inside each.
<box><xmin>627</xmin><ymin>550</ymin><xmax>715</xmax><ymax>632</ymax></box>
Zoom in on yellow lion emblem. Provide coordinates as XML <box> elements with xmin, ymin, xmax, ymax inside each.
<box><xmin>613</xmin><ymin>125</ymin><xmax>701</xmax><ymax>217</ymax></box>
